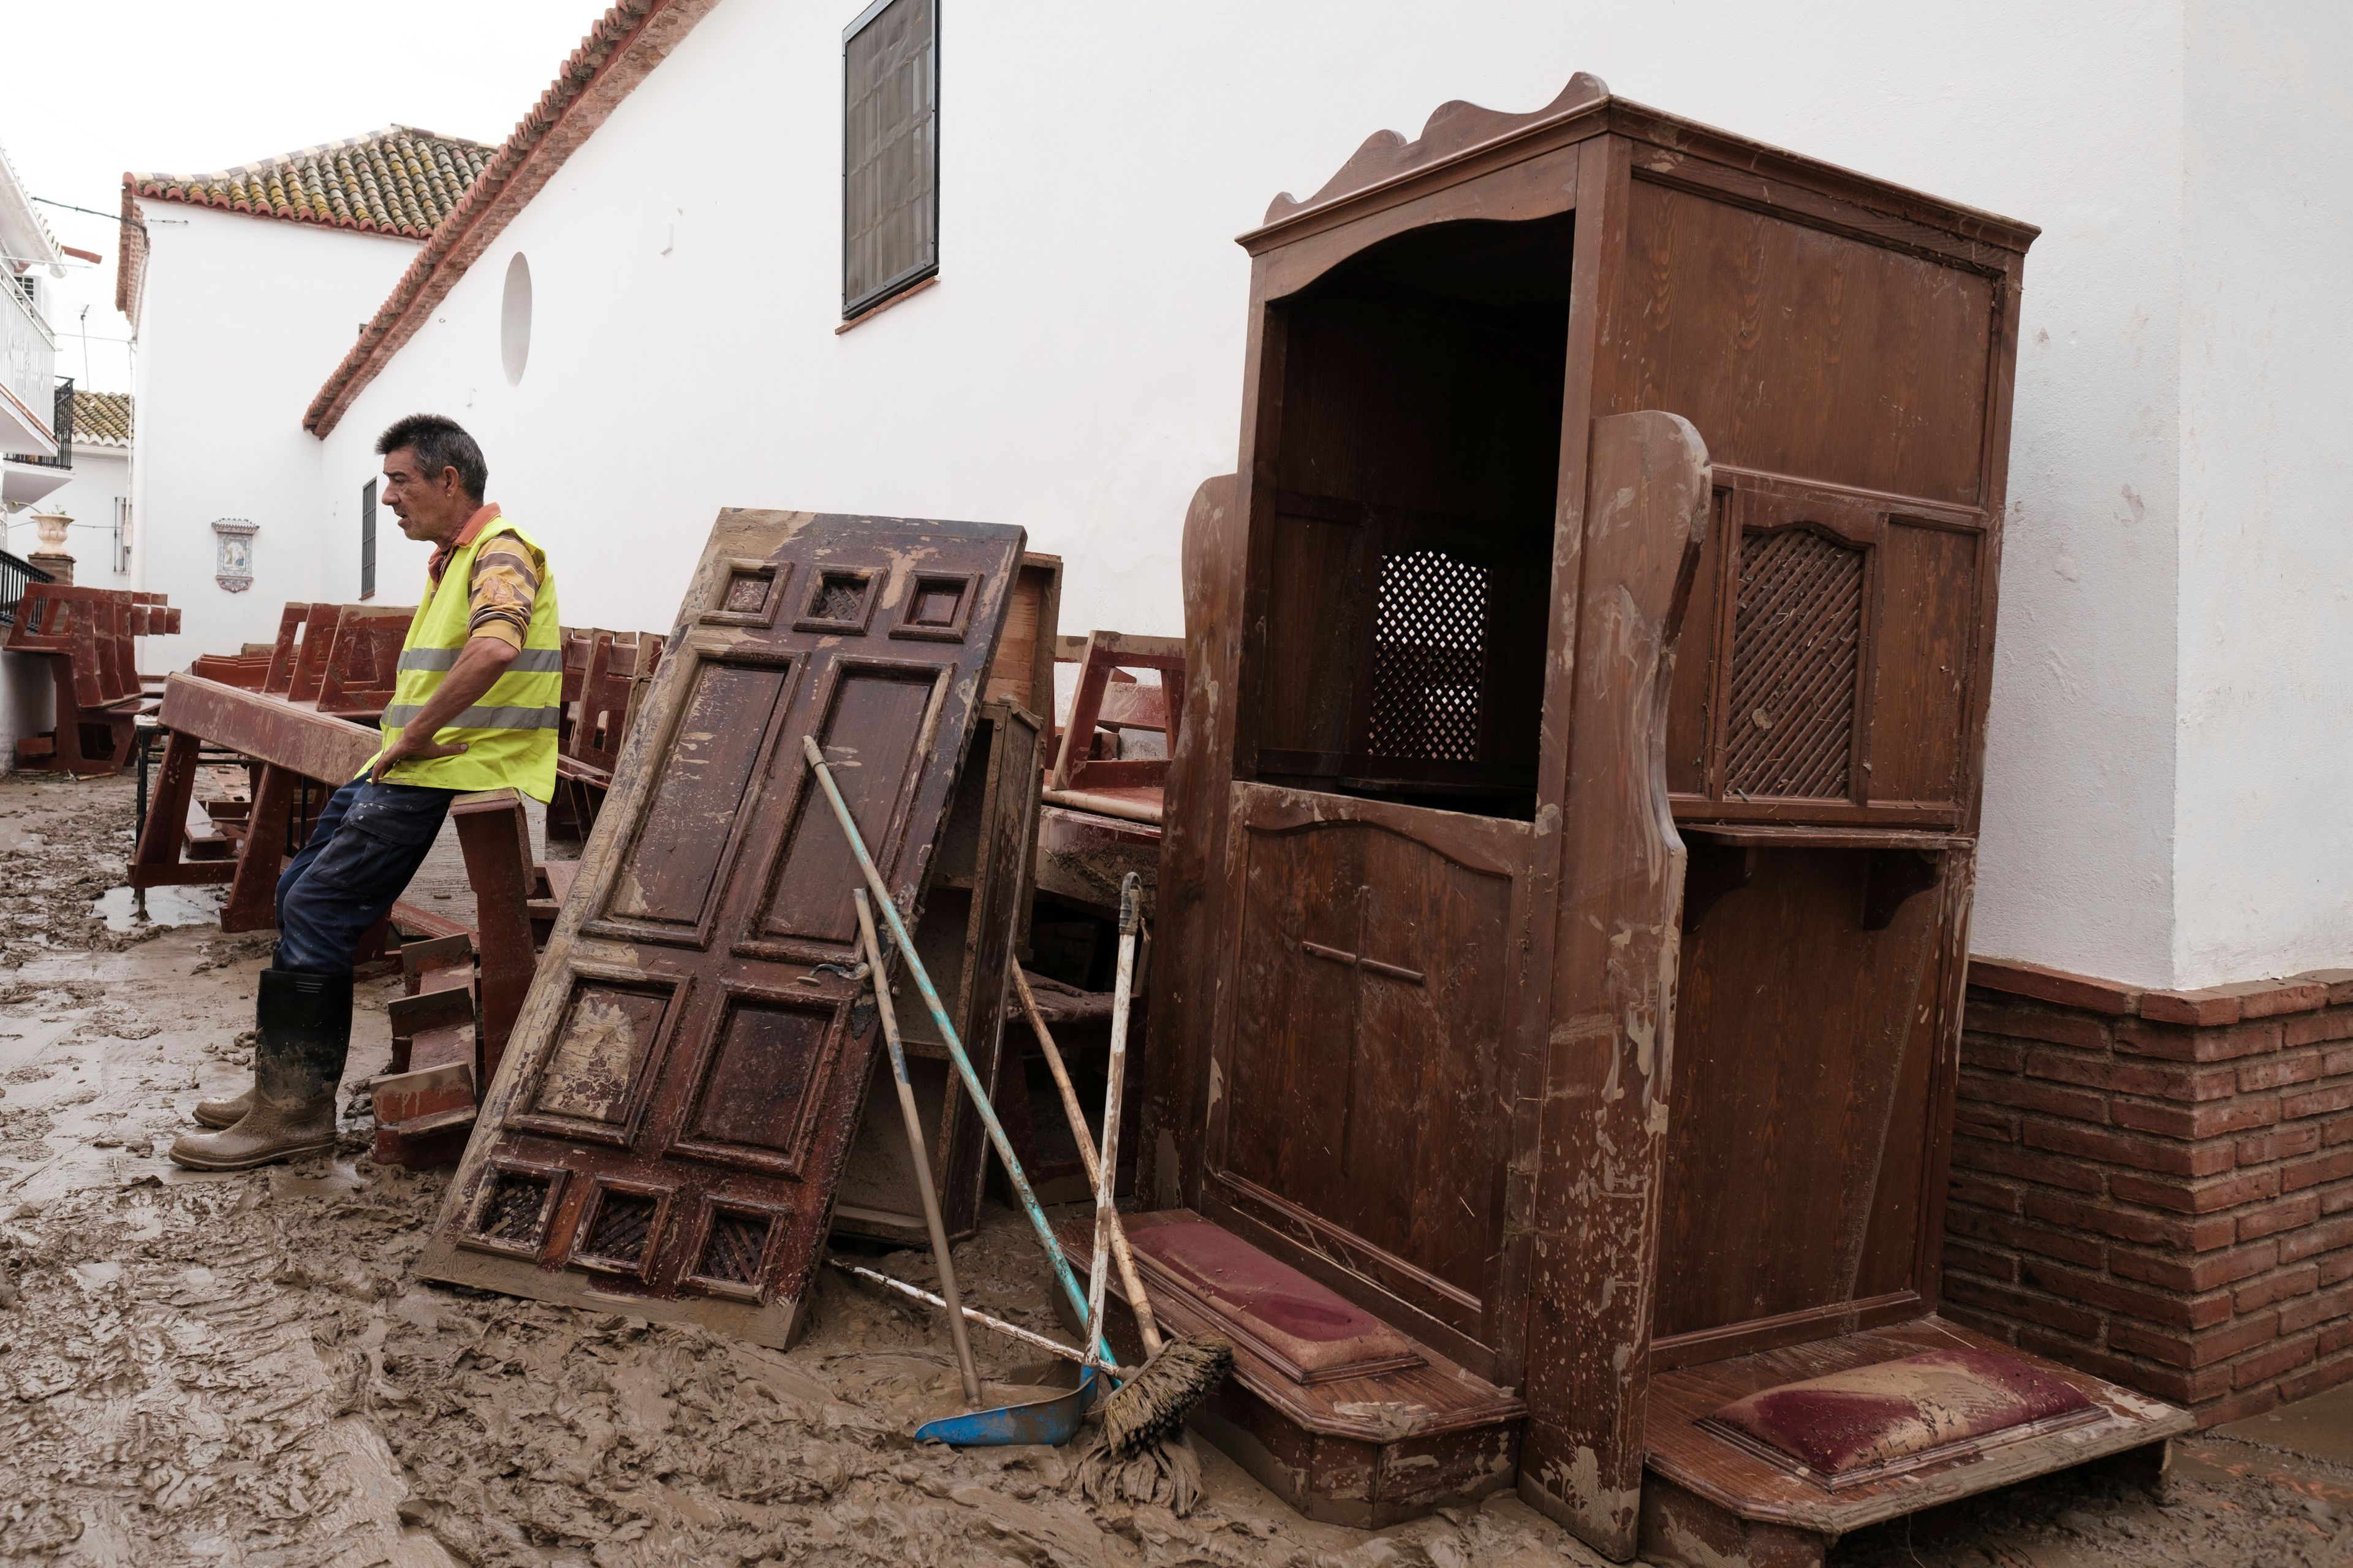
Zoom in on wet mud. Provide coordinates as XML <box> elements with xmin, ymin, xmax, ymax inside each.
<box><xmin>1</xmin><ymin>773</ymin><xmax>2348</xmax><ymax>1566</ymax></box>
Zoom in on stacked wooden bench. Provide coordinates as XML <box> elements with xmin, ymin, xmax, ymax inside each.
<box><xmin>547</xmin><ymin>626</ymin><xmax>666</xmax><ymax>843</ymax></box>
<box><xmin>6</xmin><ymin>583</ymin><xmax>180</xmax><ymax>775</ymax></box>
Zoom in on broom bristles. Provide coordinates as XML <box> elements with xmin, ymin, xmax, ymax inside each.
<box><xmin>1100</xmin><ymin>1334</ymin><xmax>1233</xmax><ymax>1459</ymax></box>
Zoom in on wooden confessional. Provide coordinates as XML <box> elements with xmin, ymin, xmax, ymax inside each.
<box><xmin>1140</xmin><ymin>74</ymin><xmax>2187</xmax><ymax>1564</ymax></box>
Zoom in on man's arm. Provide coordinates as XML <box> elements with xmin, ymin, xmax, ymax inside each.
<box><xmin>369</xmin><ymin>635</ymin><xmax>519</xmax><ymax>782</ymax></box>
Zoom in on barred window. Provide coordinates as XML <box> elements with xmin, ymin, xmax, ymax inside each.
<box><xmin>360</xmin><ymin>479</ymin><xmax>377</xmax><ymax>600</ymax></box>
<box><xmin>843</xmin><ymin>0</ymin><xmax>938</xmax><ymax>316</ymax></box>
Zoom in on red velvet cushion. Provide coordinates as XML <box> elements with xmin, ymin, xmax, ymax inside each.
<box><xmin>1708</xmin><ymin>1347</ymin><xmax>2096</xmax><ymax>1478</ymax></box>
<box><xmin>1128</xmin><ymin>1219</ymin><xmax>1422</xmax><ymax>1381</ymax></box>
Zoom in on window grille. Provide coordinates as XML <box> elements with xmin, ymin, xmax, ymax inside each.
<box><xmin>843</xmin><ymin>0</ymin><xmax>938</xmax><ymax>316</ymax></box>
<box><xmin>1367</xmin><ymin>549</ymin><xmax>1488</xmax><ymax>763</ymax></box>
<box><xmin>360</xmin><ymin>479</ymin><xmax>377</xmax><ymax>600</ymax></box>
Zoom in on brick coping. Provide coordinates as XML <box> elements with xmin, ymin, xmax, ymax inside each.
<box><xmin>1971</xmin><ymin>958</ymin><xmax>2353</xmax><ymax>1029</ymax></box>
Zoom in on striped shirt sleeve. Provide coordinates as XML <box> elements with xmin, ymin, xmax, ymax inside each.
<box><xmin>466</xmin><ymin>537</ymin><xmax>542</xmax><ymax>650</ymax></box>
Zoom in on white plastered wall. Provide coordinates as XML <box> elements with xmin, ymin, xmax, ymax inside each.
<box><xmin>306</xmin><ymin>0</ymin><xmax>2331</xmax><ymax>990</ymax></box>
<box><xmin>15</xmin><ymin>445</ymin><xmax>135</xmax><ymax>591</ymax></box>
<box><xmin>131</xmin><ymin>205</ymin><xmax>420</xmax><ymax>670</ymax></box>
<box><xmin>2172</xmin><ymin>1</ymin><xmax>2353</xmax><ymax>988</ymax></box>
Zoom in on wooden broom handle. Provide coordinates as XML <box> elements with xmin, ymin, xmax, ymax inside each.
<box><xmin>1012</xmin><ymin>963</ymin><xmax>1165</xmax><ymax>1353</ymax></box>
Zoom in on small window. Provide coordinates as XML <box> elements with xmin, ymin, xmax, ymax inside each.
<box><xmin>360</xmin><ymin>479</ymin><xmax>377</xmax><ymax>600</ymax></box>
<box><xmin>842</xmin><ymin>0</ymin><xmax>938</xmax><ymax>316</ymax></box>
<box><xmin>501</xmin><ymin>252</ymin><xmax>532</xmax><ymax>384</ymax></box>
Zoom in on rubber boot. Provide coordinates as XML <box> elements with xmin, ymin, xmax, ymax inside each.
<box><xmin>192</xmin><ymin>1087</ymin><xmax>251</xmax><ymax>1129</ymax></box>
<box><xmin>169</xmin><ymin>970</ymin><xmax>352</xmax><ymax>1171</ymax></box>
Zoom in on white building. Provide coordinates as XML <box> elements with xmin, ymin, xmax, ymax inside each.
<box><xmin>9</xmin><ymin>390</ymin><xmax>136</xmax><ymax>591</ymax></box>
<box><xmin>1</xmin><ymin>135</ymin><xmax>69</xmax><ymax>507</ymax></box>
<box><xmin>0</xmin><ymin>136</ymin><xmax>75</xmax><ymax>763</ymax></box>
<box><xmin>115</xmin><ymin>127</ymin><xmax>494</xmax><ymax>669</ymax></box>
<box><xmin>114</xmin><ymin>0</ymin><xmax>2353</xmax><ymax>1005</ymax></box>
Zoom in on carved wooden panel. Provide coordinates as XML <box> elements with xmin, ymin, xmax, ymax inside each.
<box><xmin>418</xmin><ymin>510</ymin><xmax>1023</xmax><ymax>1347</ymax></box>
<box><xmin>1614</xmin><ymin>180</ymin><xmax>1997</xmax><ymax>508</ymax></box>
<box><xmin>1654</xmin><ymin>847</ymin><xmax>1952</xmax><ymax>1346</ymax></box>
<box><xmin>1666</xmin><ymin>474</ymin><xmax>1988</xmax><ymax>828</ymax></box>
<box><xmin>1724</xmin><ymin>528</ymin><xmax>1866</xmax><ymax>800</ymax></box>
<box><xmin>1214</xmin><ymin>803</ymin><xmax>1515</xmax><ymax>1326</ymax></box>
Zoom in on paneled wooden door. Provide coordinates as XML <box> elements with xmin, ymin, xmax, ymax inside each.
<box><xmin>420</xmin><ymin>509</ymin><xmax>1025</xmax><ymax>1347</ymax></box>
<box><xmin>1203</xmin><ymin>787</ymin><xmax>1529</xmax><ymax>1375</ymax></box>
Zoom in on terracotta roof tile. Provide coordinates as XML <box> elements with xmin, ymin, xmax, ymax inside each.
<box><xmin>71</xmin><ymin>390</ymin><xmax>131</xmax><ymax>447</ymax></box>
<box><xmin>117</xmin><ymin>127</ymin><xmax>499</xmax><ymax>328</ymax></box>
<box><xmin>127</xmin><ymin>127</ymin><xmax>494</xmax><ymax>238</ymax></box>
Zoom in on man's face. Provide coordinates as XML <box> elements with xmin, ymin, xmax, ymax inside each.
<box><xmin>379</xmin><ymin>448</ymin><xmax>469</xmax><ymax>542</ymax></box>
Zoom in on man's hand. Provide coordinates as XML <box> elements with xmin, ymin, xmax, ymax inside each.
<box><xmin>369</xmin><ymin>730</ymin><xmax>469</xmax><ymax>782</ymax></box>
<box><xmin>368</xmin><ymin>634</ymin><xmax>519</xmax><ymax>782</ymax></box>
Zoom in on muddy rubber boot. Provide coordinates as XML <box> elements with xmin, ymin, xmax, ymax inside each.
<box><xmin>169</xmin><ymin>970</ymin><xmax>353</xmax><ymax>1172</ymax></box>
<box><xmin>192</xmin><ymin>1087</ymin><xmax>252</xmax><ymax>1129</ymax></box>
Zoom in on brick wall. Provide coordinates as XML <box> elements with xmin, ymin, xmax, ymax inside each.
<box><xmin>1949</xmin><ymin>959</ymin><xmax>2353</xmax><ymax>1426</ymax></box>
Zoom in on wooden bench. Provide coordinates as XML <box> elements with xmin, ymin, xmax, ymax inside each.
<box><xmin>5</xmin><ymin>583</ymin><xmax>179</xmax><ymax>775</ymax></box>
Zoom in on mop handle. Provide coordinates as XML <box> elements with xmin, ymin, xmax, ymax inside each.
<box><xmin>1015</xmin><ymin>967</ymin><xmax>1167</xmax><ymax>1351</ymax></box>
<box><xmin>800</xmin><ymin>734</ymin><xmax>1115</xmax><ymax>1367</ymax></box>
<box><xmin>827</xmin><ymin>1258</ymin><xmax>1134</xmax><ymax>1378</ymax></box>
<box><xmin>853</xmin><ymin>895</ymin><xmax>982</xmax><ymax>1409</ymax></box>
<box><xmin>1084</xmin><ymin>873</ymin><xmax>1142</xmax><ymax>1350</ymax></box>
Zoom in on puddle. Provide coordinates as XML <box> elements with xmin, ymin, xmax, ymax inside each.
<box><xmin>93</xmin><ymin>883</ymin><xmax>224</xmax><ymax>932</ymax></box>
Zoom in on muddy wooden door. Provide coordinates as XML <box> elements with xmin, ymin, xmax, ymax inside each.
<box><xmin>1204</xmin><ymin>787</ymin><xmax>1526</xmax><ymax>1373</ymax></box>
<box><xmin>419</xmin><ymin>509</ymin><xmax>1023</xmax><ymax>1347</ymax></box>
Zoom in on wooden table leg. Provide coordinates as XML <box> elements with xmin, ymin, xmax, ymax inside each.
<box><xmin>452</xmin><ymin>790</ymin><xmax>536</xmax><ymax>1090</ymax></box>
<box><xmin>129</xmin><ymin>730</ymin><xmax>232</xmax><ymax>888</ymax></box>
<box><xmin>220</xmin><ymin>763</ymin><xmax>295</xmax><ymax>933</ymax></box>
<box><xmin>45</xmin><ymin>658</ymin><xmax>83</xmax><ymax>775</ymax></box>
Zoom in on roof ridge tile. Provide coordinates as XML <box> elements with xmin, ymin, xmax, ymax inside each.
<box><xmin>303</xmin><ymin>0</ymin><xmax>722</xmax><ymax>435</ymax></box>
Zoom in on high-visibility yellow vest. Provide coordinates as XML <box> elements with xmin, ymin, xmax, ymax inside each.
<box><xmin>362</xmin><ymin>515</ymin><xmax>562</xmax><ymax>800</ymax></box>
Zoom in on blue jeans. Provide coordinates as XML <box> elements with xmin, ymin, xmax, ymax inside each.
<box><xmin>273</xmin><ymin>778</ymin><xmax>457</xmax><ymax>974</ymax></box>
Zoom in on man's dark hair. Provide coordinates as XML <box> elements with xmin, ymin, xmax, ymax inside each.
<box><xmin>376</xmin><ymin>413</ymin><xmax>488</xmax><ymax>501</ymax></box>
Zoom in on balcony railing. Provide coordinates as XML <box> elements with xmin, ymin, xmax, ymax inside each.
<box><xmin>1</xmin><ymin>281</ymin><xmax>58</xmax><ymax>457</ymax></box>
<box><xmin>0</xmin><ymin>548</ymin><xmax>56</xmax><ymax>628</ymax></box>
<box><xmin>8</xmin><ymin>377</ymin><xmax>73</xmax><ymax>470</ymax></box>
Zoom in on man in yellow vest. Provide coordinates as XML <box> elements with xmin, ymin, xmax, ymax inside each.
<box><xmin>171</xmin><ymin>414</ymin><xmax>563</xmax><ymax>1170</ymax></box>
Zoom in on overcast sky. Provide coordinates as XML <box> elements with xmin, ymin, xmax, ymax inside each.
<box><xmin>7</xmin><ymin>0</ymin><xmax>616</xmax><ymax>392</ymax></box>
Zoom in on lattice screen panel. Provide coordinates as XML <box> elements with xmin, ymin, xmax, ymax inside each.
<box><xmin>480</xmin><ymin>1172</ymin><xmax>552</xmax><ymax>1247</ymax></box>
<box><xmin>816</xmin><ymin>574</ymin><xmax>867</xmax><ymax>622</ymax></box>
<box><xmin>580</xmin><ymin>1191</ymin><xmax>659</xmax><ymax>1270</ymax></box>
<box><xmin>698</xmin><ymin>1211</ymin><xmax>771</xmax><ymax>1286</ymax></box>
<box><xmin>1724</xmin><ymin>529</ymin><xmax>1865</xmax><ymax>799</ymax></box>
<box><xmin>1368</xmin><ymin>550</ymin><xmax>1488</xmax><ymax>763</ymax></box>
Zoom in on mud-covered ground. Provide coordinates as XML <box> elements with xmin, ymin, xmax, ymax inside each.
<box><xmin>1</xmin><ymin>771</ymin><xmax>2349</xmax><ymax>1566</ymax></box>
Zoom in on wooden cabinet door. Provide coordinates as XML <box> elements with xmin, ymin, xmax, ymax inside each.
<box><xmin>1203</xmin><ymin>784</ymin><xmax>1531</xmax><ymax>1374</ymax></box>
<box><xmin>419</xmin><ymin>509</ymin><xmax>1025</xmax><ymax>1347</ymax></box>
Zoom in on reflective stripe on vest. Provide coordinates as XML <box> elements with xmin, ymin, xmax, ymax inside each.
<box><xmin>360</xmin><ymin>515</ymin><xmax>563</xmax><ymax>801</ymax></box>
<box><xmin>395</xmin><ymin>646</ymin><xmax>565</xmax><ymax>675</ymax></box>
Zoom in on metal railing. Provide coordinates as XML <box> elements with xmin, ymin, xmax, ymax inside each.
<box><xmin>1</xmin><ymin>279</ymin><xmax>56</xmax><ymax>454</ymax></box>
<box><xmin>0</xmin><ymin>548</ymin><xmax>55</xmax><ymax>628</ymax></box>
<box><xmin>8</xmin><ymin>376</ymin><xmax>73</xmax><ymax>469</ymax></box>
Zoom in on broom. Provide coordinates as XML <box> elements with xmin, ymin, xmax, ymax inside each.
<box><xmin>800</xmin><ymin>736</ymin><xmax>1228</xmax><ymax>1464</ymax></box>
<box><xmin>1072</xmin><ymin>876</ymin><xmax>1231</xmax><ymax>1487</ymax></box>
<box><xmin>1012</xmin><ymin>913</ymin><xmax>1231</xmax><ymax>1483</ymax></box>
